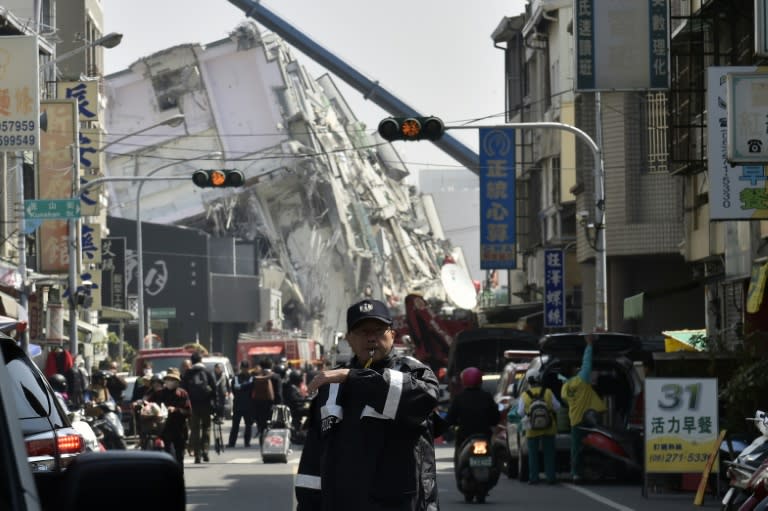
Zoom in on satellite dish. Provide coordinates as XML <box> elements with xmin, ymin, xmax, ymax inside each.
<box><xmin>440</xmin><ymin>263</ymin><xmax>478</xmax><ymax>310</ymax></box>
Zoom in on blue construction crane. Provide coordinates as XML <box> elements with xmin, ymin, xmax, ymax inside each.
<box><xmin>227</xmin><ymin>0</ymin><xmax>480</xmax><ymax>174</ymax></box>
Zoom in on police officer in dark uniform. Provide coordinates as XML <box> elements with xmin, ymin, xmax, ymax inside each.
<box><xmin>295</xmin><ymin>298</ymin><xmax>441</xmax><ymax>511</ymax></box>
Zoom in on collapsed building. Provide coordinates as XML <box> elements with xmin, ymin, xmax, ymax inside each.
<box><xmin>104</xmin><ymin>20</ymin><xmax>468</xmax><ymax>348</ymax></box>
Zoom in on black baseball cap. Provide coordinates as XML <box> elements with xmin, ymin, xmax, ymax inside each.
<box><xmin>347</xmin><ymin>299</ymin><xmax>392</xmax><ymax>331</ymax></box>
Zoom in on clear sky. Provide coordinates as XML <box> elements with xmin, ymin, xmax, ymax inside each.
<box><xmin>101</xmin><ymin>0</ymin><xmax>527</xmax><ymax>180</ymax></box>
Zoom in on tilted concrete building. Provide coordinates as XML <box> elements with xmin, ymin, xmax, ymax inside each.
<box><xmin>104</xmin><ymin>20</ymin><xmax>462</xmax><ymax>348</ymax></box>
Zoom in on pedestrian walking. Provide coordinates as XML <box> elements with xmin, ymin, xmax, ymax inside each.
<box><xmin>560</xmin><ymin>334</ymin><xmax>606</xmax><ymax>483</ymax></box>
<box><xmin>213</xmin><ymin>363</ymin><xmax>230</xmax><ymax>420</ymax></box>
<box><xmin>181</xmin><ymin>351</ymin><xmax>217</xmax><ymax>464</ymax></box>
<box><xmin>251</xmin><ymin>358</ymin><xmax>282</xmax><ymax>446</ymax></box>
<box><xmin>295</xmin><ymin>298</ymin><xmax>441</xmax><ymax>510</ymax></box>
<box><xmin>518</xmin><ymin>373</ymin><xmax>560</xmax><ymax>484</ymax></box>
<box><xmin>144</xmin><ymin>368</ymin><xmax>191</xmax><ymax>471</ymax></box>
<box><xmin>228</xmin><ymin>361</ymin><xmax>254</xmax><ymax>448</ymax></box>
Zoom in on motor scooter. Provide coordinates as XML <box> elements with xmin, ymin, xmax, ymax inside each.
<box><xmin>578</xmin><ymin>410</ymin><xmax>643</xmax><ymax>480</ymax></box>
<box><xmin>455</xmin><ymin>434</ymin><xmax>500</xmax><ymax>504</ymax></box>
<box><xmin>69</xmin><ymin>407</ymin><xmax>103</xmax><ymax>452</ymax></box>
<box><xmin>87</xmin><ymin>400</ymin><xmax>127</xmax><ymax>450</ymax></box>
<box><xmin>728</xmin><ymin>458</ymin><xmax>768</xmax><ymax>511</ymax></box>
<box><xmin>723</xmin><ymin>411</ymin><xmax>768</xmax><ymax>511</ymax></box>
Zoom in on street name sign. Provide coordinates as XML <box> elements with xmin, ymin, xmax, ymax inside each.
<box><xmin>24</xmin><ymin>199</ymin><xmax>81</xmax><ymax>220</ymax></box>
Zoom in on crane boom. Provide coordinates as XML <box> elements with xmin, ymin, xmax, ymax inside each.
<box><xmin>227</xmin><ymin>0</ymin><xmax>480</xmax><ymax>173</ymax></box>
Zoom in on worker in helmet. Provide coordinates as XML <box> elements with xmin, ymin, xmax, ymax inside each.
<box><xmin>445</xmin><ymin>367</ymin><xmax>500</xmax><ymax>471</ymax></box>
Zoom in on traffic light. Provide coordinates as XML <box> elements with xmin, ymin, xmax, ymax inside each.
<box><xmin>191</xmin><ymin>169</ymin><xmax>245</xmax><ymax>188</ymax></box>
<box><xmin>377</xmin><ymin>116</ymin><xmax>444</xmax><ymax>142</ymax></box>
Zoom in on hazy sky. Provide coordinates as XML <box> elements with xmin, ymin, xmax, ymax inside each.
<box><xmin>101</xmin><ymin>0</ymin><xmax>527</xmax><ymax>180</ymax></box>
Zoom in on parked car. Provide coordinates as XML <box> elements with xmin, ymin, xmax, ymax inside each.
<box><xmin>490</xmin><ymin>357</ymin><xmax>531</xmax><ymax>476</ymax></box>
<box><xmin>503</xmin><ymin>332</ymin><xmax>643</xmax><ymax>481</ymax></box>
<box><xmin>202</xmin><ymin>355</ymin><xmax>234</xmax><ymax>419</ymax></box>
<box><xmin>0</xmin><ymin>332</ymin><xmax>186</xmax><ymax>510</ymax></box>
<box><xmin>0</xmin><ymin>333</ymin><xmax>84</xmax><ymax>493</ymax></box>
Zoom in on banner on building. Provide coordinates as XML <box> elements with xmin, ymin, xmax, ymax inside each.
<box><xmin>479</xmin><ymin>127</ymin><xmax>516</xmax><ymax>270</ymax></box>
<box><xmin>707</xmin><ymin>66</ymin><xmax>766</xmax><ymax>219</ymax></box>
<box><xmin>101</xmin><ymin>237</ymin><xmax>127</xmax><ymax>310</ymax></box>
<box><xmin>644</xmin><ymin>378</ymin><xmax>719</xmax><ymax>473</ymax></box>
<box><xmin>0</xmin><ymin>35</ymin><xmax>40</xmax><ymax>151</ymax></box>
<box><xmin>575</xmin><ymin>0</ymin><xmax>669</xmax><ymax>91</ymax></box>
<box><xmin>79</xmin><ymin>128</ymin><xmax>103</xmax><ymax>216</ymax></box>
<box><xmin>57</xmin><ymin>80</ymin><xmax>100</xmax><ymax>123</ymax></box>
<box><xmin>38</xmin><ymin>100</ymin><xmax>78</xmax><ymax>273</ymax></box>
<box><xmin>543</xmin><ymin>248</ymin><xmax>565</xmax><ymax>327</ymax></box>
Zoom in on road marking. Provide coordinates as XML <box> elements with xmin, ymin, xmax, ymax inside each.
<box><xmin>563</xmin><ymin>483</ymin><xmax>636</xmax><ymax>511</ymax></box>
<box><xmin>228</xmin><ymin>457</ymin><xmax>261</xmax><ymax>463</ymax></box>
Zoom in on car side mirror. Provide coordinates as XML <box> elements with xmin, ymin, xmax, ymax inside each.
<box><xmin>59</xmin><ymin>451</ymin><xmax>184</xmax><ymax>510</ymax></box>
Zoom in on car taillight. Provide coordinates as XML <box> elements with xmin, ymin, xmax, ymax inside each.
<box><xmin>26</xmin><ymin>434</ymin><xmax>84</xmax><ymax>457</ymax></box>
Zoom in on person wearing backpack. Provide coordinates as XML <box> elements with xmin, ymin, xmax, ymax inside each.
<box><xmin>518</xmin><ymin>373</ymin><xmax>560</xmax><ymax>485</ymax></box>
<box><xmin>181</xmin><ymin>351</ymin><xmax>217</xmax><ymax>463</ymax></box>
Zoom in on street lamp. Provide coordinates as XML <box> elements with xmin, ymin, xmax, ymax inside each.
<box><xmin>66</xmin><ymin>115</ymin><xmax>187</xmax><ymax>354</ymax></box>
<box><xmin>136</xmin><ymin>151</ymin><xmax>223</xmax><ymax>349</ymax></box>
<box><xmin>42</xmin><ymin>32</ymin><xmax>123</xmax><ymax>72</ymax></box>
<box><xmin>101</xmin><ymin>114</ymin><xmax>186</xmax><ymax>154</ymax></box>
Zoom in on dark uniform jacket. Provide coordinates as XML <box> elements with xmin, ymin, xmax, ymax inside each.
<box><xmin>295</xmin><ymin>352</ymin><xmax>440</xmax><ymax>511</ymax></box>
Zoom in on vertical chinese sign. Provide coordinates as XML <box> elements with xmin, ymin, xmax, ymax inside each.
<box><xmin>479</xmin><ymin>128</ymin><xmax>516</xmax><ymax>270</ymax></box>
<box><xmin>38</xmin><ymin>100</ymin><xmax>78</xmax><ymax>273</ymax></box>
<box><xmin>575</xmin><ymin>0</ymin><xmax>670</xmax><ymax>91</ymax></box>
<box><xmin>544</xmin><ymin>248</ymin><xmax>565</xmax><ymax>327</ymax></box>
<box><xmin>644</xmin><ymin>378</ymin><xmax>719</xmax><ymax>474</ymax></box>
<box><xmin>101</xmin><ymin>237</ymin><xmax>127</xmax><ymax>310</ymax></box>
<box><xmin>0</xmin><ymin>35</ymin><xmax>40</xmax><ymax>151</ymax></box>
<box><xmin>58</xmin><ymin>80</ymin><xmax>102</xmax><ymax>216</ymax></box>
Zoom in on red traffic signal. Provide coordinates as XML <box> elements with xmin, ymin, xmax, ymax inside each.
<box><xmin>192</xmin><ymin>169</ymin><xmax>245</xmax><ymax>188</ymax></box>
<box><xmin>378</xmin><ymin>116</ymin><xmax>444</xmax><ymax>142</ymax></box>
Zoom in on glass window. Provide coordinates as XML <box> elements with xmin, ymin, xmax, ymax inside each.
<box><xmin>0</xmin><ymin>339</ymin><xmax>68</xmax><ymax>435</ymax></box>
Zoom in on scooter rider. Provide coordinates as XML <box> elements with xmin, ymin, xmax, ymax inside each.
<box><xmin>295</xmin><ymin>298</ymin><xmax>441</xmax><ymax>511</ymax></box>
<box><xmin>445</xmin><ymin>367</ymin><xmax>499</xmax><ymax>479</ymax></box>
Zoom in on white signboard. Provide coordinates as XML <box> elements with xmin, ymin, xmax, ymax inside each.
<box><xmin>707</xmin><ymin>66</ymin><xmax>768</xmax><ymax>219</ymax></box>
<box><xmin>0</xmin><ymin>35</ymin><xmax>40</xmax><ymax>151</ymax></box>
<box><xmin>644</xmin><ymin>378</ymin><xmax>719</xmax><ymax>473</ymax></box>
<box><xmin>758</xmin><ymin>0</ymin><xmax>768</xmax><ymax>57</ymax></box>
<box><xmin>727</xmin><ymin>72</ymin><xmax>768</xmax><ymax>164</ymax></box>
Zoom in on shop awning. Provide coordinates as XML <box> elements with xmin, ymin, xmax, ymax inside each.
<box><xmin>0</xmin><ymin>314</ymin><xmax>17</xmax><ymax>332</ymax></box>
<box><xmin>248</xmin><ymin>346</ymin><xmax>283</xmax><ymax>356</ymax></box>
<box><xmin>662</xmin><ymin>329</ymin><xmax>706</xmax><ymax>352</ymax></box>
<box><xmin>100</xmin><ymin>306</ymin><xmax>137</xmax><ymax>321</ymax></box>
<box><xmin>63</xmin><ymin>319</ymin><xmax>107</xmax><ymax>344</ymax></box>
<box><xmin>0</xmin><ymin>290</ymin><xmax>18</xmax><ymax>318</ymax></box>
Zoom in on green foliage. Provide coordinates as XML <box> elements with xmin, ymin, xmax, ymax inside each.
<box><xmin>719</xmin><ymin>357</ymin><xmax>768</xmax><ymax>435</ymax></box>
<box><xmin>106</xmin><ymin>332</ymin><xmax>136</xmax><ymax>372</ymax></box>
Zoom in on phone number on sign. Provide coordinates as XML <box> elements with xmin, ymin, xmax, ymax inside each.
<box><xmin>0</xmin><ymin>120</ymin><xmax>36</xmax><ymax>132</ymax></box>
<box><xmin>0</xmin><ymin>135</ymin><xmax>36</xmax><ymax>147</ymax></box>
<box><xmin>649</xmin><ymin>452</ymin><xmax>710</xmax><ymax>463</ymax></box>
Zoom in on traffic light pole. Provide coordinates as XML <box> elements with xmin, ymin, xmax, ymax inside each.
<box><xmin>448</xmin><ymin>122</ymin><xmax>607</xmax><ymax>331</ymax></box>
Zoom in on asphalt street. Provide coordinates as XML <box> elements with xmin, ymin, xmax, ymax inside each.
<box><xmin>169</xmin><ymin>422</ymin><xmax>723</xmax><ymax>510</ymax></box>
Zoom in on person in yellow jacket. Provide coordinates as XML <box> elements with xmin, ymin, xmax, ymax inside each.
<box><xmin>517</xmin><ymin>373</ymin><xmax>560</xmax><ymax>484</ymax></box>
<box><xmin>560</xmin><ymin>334</ymin><xmax>606</xmax><ymax>483</ymax></box>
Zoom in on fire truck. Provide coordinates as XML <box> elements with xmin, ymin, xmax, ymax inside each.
<box><xmin>236</xmin><ymin>330</ymin><xmax>322</xmax><ymax>369</ymax></box>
